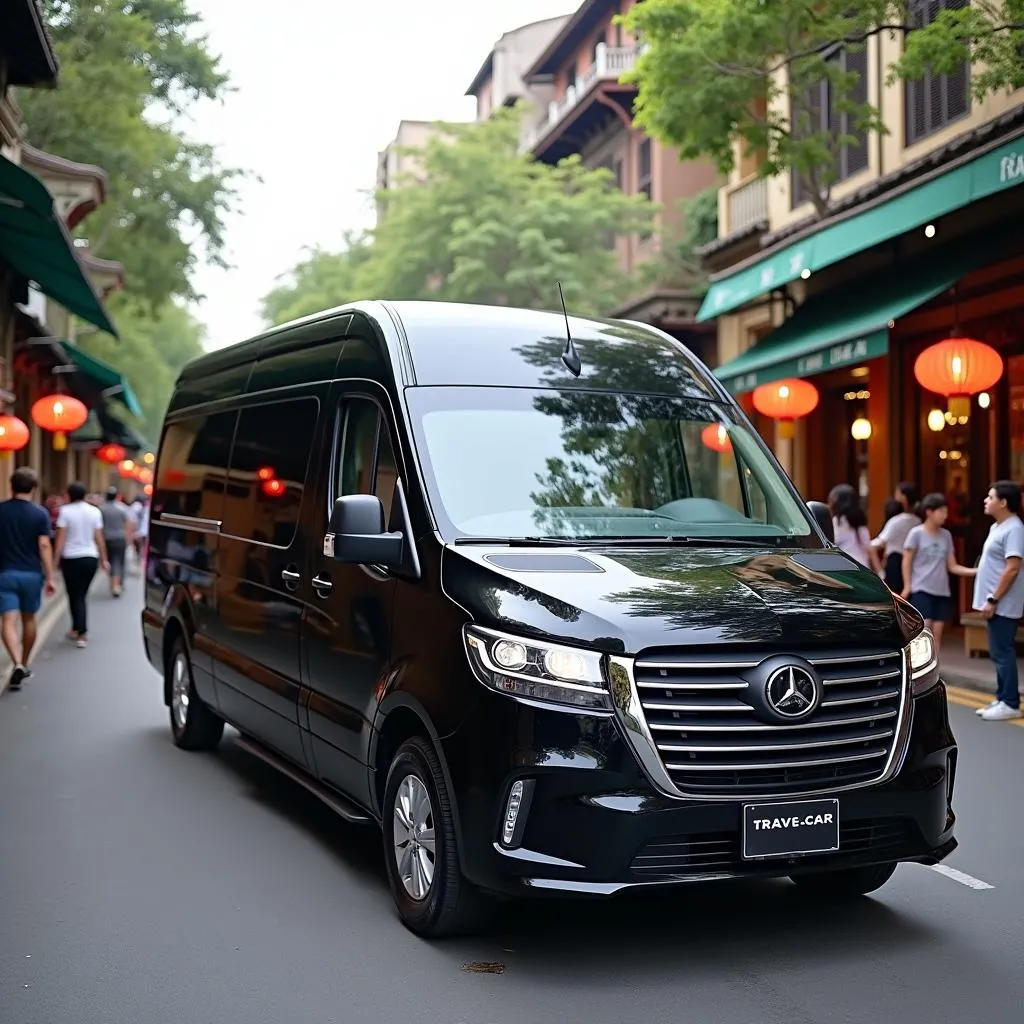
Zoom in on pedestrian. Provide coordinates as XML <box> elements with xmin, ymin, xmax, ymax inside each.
<box><xmin>973</xmin><ymin>480</ymin><xmax>1024</xmax><ymax>722</ymax></box>
<box><xmin>0</xmin><ymin>468</ymin><xmax>56</xmax><ymax>690</ymax></box>
<box><xmin>54</xmin><ymin>481</ymin><xmax>108</xmax><ymax>649</ymax></box>
<box><xmin>871</xmin><ymin>483</ymin><xmax>921</xmax><ymax>592</ymax></box>
<box><xmin>828</xmin><ymin>483</ymin><xmax>883</xmax><ymax>573</ymax></box>
<box><xmin>129</xmin><ymin>494</ymin><xmax>149</xmax><ymax>574</ymax></box>
<box><xmin>900</xmin><ymin>493</ymin><xmax>975</xmax><ymax>650</ymax></box>
<box><xmin>99</xmin><ymin>485</ymin><xmax>133</xmax><ymax>597</ymax></box>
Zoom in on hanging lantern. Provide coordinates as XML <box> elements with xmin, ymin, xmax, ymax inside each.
<box><xmin>136</xmin><ymin>467</ymin><xmax>153</xmax><ymax>485</ymax></box>
<box><xmin>142</xmin><ymin>451</ymin><xmax>156</xmax><ymax>465</ymax></box>
<box><xmin>914</xmin><ymin>337</ymin><xmax>1003</xmax><ymax>420</ymax></box>
<box><xmin>31</xmin><ymin>394</ymin><xmax>88</xmax><ymax>451</ymax></box>
<box><xmin>752</xmin><ymin>378</ymin><xmax>819</xmax><ymax>439</ymax></box>
<box><xmin>261</xmin><ymin>477</ymin><xmax>286</xmax><ymax>498</ymax></box>
<box><xmin>701</xmin><ymin>423</ymin><xmax>732</xmax><ymax>453</ymax></box>
<box><xmin>143</xmin><ymin>483</ymin><xmax>153</xmax><ymax>497</ymax></box>
<box><xmin>96</xmin><ymin>443</ymin><xmax>126</xmax><ymax>465</ymax></box>
<box><xmin>850</xmin><ymin>417</ymin><xmax>872</xmax><ymax>441</ymax></box>
<box><xmin>0</xmin><ymin>414</ymin><xmax>30</xmax><ymax>452</ymax></box>
<box><xmin>118</xmin><ymin>459</ymin><xmax>136</xmax><ymax>479</ymax></box>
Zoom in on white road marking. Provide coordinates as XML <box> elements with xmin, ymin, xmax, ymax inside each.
<box><xmin>928</xmin><ymin>864</ymin><xmax>995</xmax><ymax>890</ymax></box>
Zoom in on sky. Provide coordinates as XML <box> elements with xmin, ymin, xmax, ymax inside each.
<box><xmin>184</xmin><ymin>0</ymin><xmax>572</xmax><ymax>351</ymax></box>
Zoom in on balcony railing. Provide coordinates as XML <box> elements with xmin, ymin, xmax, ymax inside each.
<box><xmin>724</xmin><ymin>175</ymin><xmax>768</xmax><ymax>235</ymax></box>
<box><xmin>521</xmin><ymin>43</ymin><xmax>643</xmax><ymax>153</ymax></box>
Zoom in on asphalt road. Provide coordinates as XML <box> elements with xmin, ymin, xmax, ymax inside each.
<box><xmin>2</xmin><ymin>576</ymin><xmax>1023</xmax><ymax>1024</ymax></box>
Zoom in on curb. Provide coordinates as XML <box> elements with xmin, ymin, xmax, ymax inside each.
<box><xmin>941</xmin><ymin>670</ymin><xmax>997</xmax><ymax>697</ymax></box>
<box><xmin>0</xmin><ymin>586</ymin><xmax>66</xmax><ymax>698</ymax></box>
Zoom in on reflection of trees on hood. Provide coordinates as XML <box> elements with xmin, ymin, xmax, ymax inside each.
<box><xmin>475</xmin><ymin>581</ymin><xmax>583</xmax><ymax>625</ymax></box>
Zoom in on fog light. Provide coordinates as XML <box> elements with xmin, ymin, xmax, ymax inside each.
<box><xmin>492</xmin><ymin>639</ymin><xmax>528</xmax><ymax>671</ymax></box>
<box><xmin>503</xmin><ymin>781</ymin><xmax>524</xmax><ymax>845</ymax></box>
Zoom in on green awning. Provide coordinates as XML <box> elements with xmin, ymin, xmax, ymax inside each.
<box><xmin>0</xmin><ymin>155</ymin><xmax>117</xmax><ymax>336</ymax></box>
<box><xmin>715</xmin><ymin>244</ymin><xmax>990</xmax><ymax>393</ymax></box>
<box><xmin>698</xmin><ymin>134</ymin><xmax>1024</xmax><ymax>322</ymax></box>
<box><xmin>62</xmin><ymin>343</ymin><xmax>143</xmax><ymax>417</ymax></box>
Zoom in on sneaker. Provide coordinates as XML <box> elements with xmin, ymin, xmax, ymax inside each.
<box><xmin>8</xmin><ymin>665</ymin><xmax>27</xmax><ymax>690</ymax></box>
<box><xmin>976</xmin><ymin>700</ymin><xmax>1000</xmax><ymax>716</ymax></box>
<box><xmin>75</xmin><ymin>637</ymin><xmax>87</xmax><ymax>649</ymax></box>
<box><xmin>979</xmin><ymin>701</ymin><xmax>1023</xmax><ymax>722</ymax></box>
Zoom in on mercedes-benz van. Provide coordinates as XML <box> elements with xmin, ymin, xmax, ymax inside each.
<box><xmin>141</xmin><ymin>301</ymin><xmax>957</xmax><ymax>936</ymax></box>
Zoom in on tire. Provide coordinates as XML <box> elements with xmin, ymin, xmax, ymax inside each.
<box><xmin>789</xmin><ymin>861</ymin><xmax>898</xmax><ymax>897</ymax></box>
<box><xmin>382</xmin><ymin>736</ymin><xmax>490</xmax><ymax>937</ymax></box>
<box><xmin>167</xmin><ymin>637</ymin><xmax>224</xmax><ymax>751</ymax></box>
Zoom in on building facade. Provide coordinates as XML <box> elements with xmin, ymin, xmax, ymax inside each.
<box><xmin>513</xmin><ymin>0</ymin><xmax>721</xmax><ymax>363</ymax></box>
<box><xmin>375</xmin><ymin>120</ymin><xmax>451</xmax><ymax>222</ymax></box>
<box><xmin>1</xmin><ymin>0</ymin><xmax>144</xmax><ymax>499</ymax></box>
<box><xmin>703</xmin><ymin>7</ymin><xmax>1024</xmax><ymax>617</ymax></box>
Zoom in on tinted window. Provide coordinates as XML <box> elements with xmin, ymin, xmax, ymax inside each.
<box><xmin>223</xmin><ymin>398</ymin><xmax>318</xmax><ymax>547</ymax></box>
<box><xmin>155</xmin><ymin>410</ymin><xmax>236</xmax><ymax>520</ymax></box>
<box><xmin>336</xmin><ymin>398</ymin><xmax>399</xmax><ymax>525</ymax></box>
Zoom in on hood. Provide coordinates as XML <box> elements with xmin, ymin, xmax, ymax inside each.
<box><xmin>441</xmin><ymin>545</ymin><xmax>914</xmax><ymax>656</ymax></box>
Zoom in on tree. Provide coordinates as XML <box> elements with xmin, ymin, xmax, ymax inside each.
<box><xmin>355</xmin><ymin>108</ymin><xmax>657</xmax><ymax>315</ymax></box>
<box><xmin>261</xmin><ymin>235</ymin><xmax>373</xmax><ymax>326</ymax></box>
<box><xmin>75</xmin><ymin>297</ymin><xmax>205</xmax><ymax>439</ymax></box>
<box><xmin>19</xmin><ymin>0</ymin><xmax>243</xmax><ymax>306</ymax></box>
<box><xmin>624</xmin><ymin>0</ymin><xmax>1024</xmax><ymax>217</ymax></box>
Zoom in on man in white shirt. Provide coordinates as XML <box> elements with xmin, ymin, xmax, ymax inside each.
<box><xmin>973</xmin><ymin>480</ymin><xmax>1024</xmax><ymax>722</ymax></box>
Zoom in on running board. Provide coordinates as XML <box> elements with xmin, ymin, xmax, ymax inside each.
<box><xmin>234</xmin><ymin>735</ymin><xmax>372</xmax><ymax>824</ymax></box>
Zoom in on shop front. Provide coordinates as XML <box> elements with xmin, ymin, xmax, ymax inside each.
<box><xmin>711</xmin><ymin>129</ymin><xmax>1024</xmax><ymax>595</ymax></box>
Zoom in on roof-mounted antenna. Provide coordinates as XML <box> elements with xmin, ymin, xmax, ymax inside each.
<box><xmin>557</xmin><ymin>282</ymin><xmax>582</xmax><ymax>377</ymax></box>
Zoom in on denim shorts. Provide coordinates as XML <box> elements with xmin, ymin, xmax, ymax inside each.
<box><xmin>0</xmin><ymin>569</ymin><xmax>44</xmax><ymax>615</ymax></box>
<box><xmin>909</xmin><ymin>591</ymin><xmax>951</xmax><ymax>623</ymax></box>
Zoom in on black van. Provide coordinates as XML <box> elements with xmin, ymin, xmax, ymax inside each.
<box><xmin>142</xmin><ymin>301</ymin><xmax>957</xmax><ymax>936</ymax></box>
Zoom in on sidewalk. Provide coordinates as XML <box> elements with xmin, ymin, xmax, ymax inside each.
<box><xmin>939</xmin><ymin>632</ymin><xmax>1021</xmax><ymax>699</ymax></box>
<box><xmin>0</xmin><ymin>582</ymin><xmax>66</xmax><ymax>696</ymax></box>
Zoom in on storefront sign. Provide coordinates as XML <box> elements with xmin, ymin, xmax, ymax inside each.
<box><xmin>726</xmin><ymin>329</ymin><xmax>887</xmax><ymax>394</ymax></box>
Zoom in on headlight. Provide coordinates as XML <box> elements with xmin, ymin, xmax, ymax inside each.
<box><xmin>906</xmin><ymin>629</ymin><xmax>939</xmax><ymax>695</ymax></box>
<box><xmin>463</xmin><ymin>625</ymin><xmax>610</xmax><ymax>711</ymax></box>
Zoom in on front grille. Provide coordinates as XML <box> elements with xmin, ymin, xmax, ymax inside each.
<box><xmin>633</xmin><ymin>648</ymin><xmax>906</xmax><ymax>797</ymax></box>
<box><xmin>630</xmin><ymin>818</ymin><xmax>916</xmax><ymax>879</ymax></box>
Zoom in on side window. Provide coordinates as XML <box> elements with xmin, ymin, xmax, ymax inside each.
<box><xmin>740</xmin><ymin>459</ymin><xmax>769</xmax><ymax>523</ymax></box>
<box><xmin>680</xmin><ymin>421</ymin><xmax>768</xmax><ymax>520</ymax></box>
<box><xmin>155</xmin><ymin>410</ymin><xmax>236</xmax><ymax>520</ymax></box>
<box><xmin>223</xmin><ymin>397</ymin><xmax>318</xmax><ymax>547</ymax></box>
<box><xmin>337</xmin><ymin>398</ymin><xmax>399</xmax><ymax>526</ymax></box>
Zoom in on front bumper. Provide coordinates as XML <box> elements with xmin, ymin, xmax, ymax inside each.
<box><xmin>445</xmin><ymin>683</ymin><xmax>957</xmax><ymax>897</ymax></box>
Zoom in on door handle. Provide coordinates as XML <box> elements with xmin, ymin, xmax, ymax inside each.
<box><xmin>281</xmin><ymin>568</ymin><xmax>301</xmax><ymax>589</ymax></box>
<box><xmin>312</xmin><ymin>575</ymin><xmax>333</xmax><ymax>597</ymax></box>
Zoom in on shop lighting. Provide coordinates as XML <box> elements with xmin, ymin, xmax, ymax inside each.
<box><xmin>927</xmin><ymin>409</ymin><xmax>946</xmax><ymax>432</ymax></box>
<box><xmin>850</xmin><ymin>417</ymin><xmax>872</xmax><ymax>441</ymax></box>
<box><xmin>800</xmin><ymin>268</ymin><xmax>811</xmax><ymax>279</ymax></box>
<box><xmin>978</xmin><ymin>392</ymin><xmax>991</xmax><ymax>409</ymax></box>
<box><xmin>924</xmin><ymin>224</ymin><xmax>936</xmax><ymax>238</ymax></box>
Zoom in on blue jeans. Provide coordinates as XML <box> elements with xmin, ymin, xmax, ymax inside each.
<box><xmin>987</xmin><ymin>614</ymin><xmax>1021</xmax><ymax>710</ymax></box>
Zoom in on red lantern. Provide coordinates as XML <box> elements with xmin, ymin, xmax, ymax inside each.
<box><xmin>752</xmin><ymin>378</ymin><xmax>819</xmax><ymax>439</ymax></box>
<box><xmin>31</xmin><ymin>394</ymin><xmax>88</xmax><ymax>434</ymax></box>
<box><xmin>0</xmin><ymin>415</ymin><xmax>30</xmax><ymax>452</ymax></box>
<box><xmin>118</xmin><ymin>459</ymin><xmax>136</xmax><ymax>479</ymax></box>
<box><xmin>136</xmin><ymin>467</ymin><xmax>153</xmax><ymax>485</ymax></box>
<box><xmin>261</xmin><ymin>478</ymin><xmax>285</xmax><ymax>498</ymax></box>
<box><xmin>914</xmin><ymin>337</ymin><xmax>1003</xmax><ymax>420</ymax></box>
<box><xmin>701</xmin><ymin>423</ymin><xmax>732</xmax><ymax>453</ymax></box>
<box><xmin>143</xmin><ymin>483</ymin><xmax>153</xmax><ymax>497</ymax></box>
<box><xmin>96</xmin><ymin>443</ymin><xmax>126</xmax><ymax>465</ymax></box>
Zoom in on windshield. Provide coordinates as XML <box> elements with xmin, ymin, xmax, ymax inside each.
<box><xmin>406</xmin><ymin>387</ymin><xmax>818</xmax><ymax>546</ymax></box>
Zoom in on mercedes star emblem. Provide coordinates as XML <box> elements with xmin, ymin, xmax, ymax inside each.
<box><xmin>765</xmin><ymin>665</ymin><xmax>820</xmax><ymax>719</ymax></box>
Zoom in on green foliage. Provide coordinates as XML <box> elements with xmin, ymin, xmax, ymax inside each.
<box><xmin>75</xmin><ymin>296</ymin><xmax>205</xmax><ymax>439</ymax></box>
<box><xmin>355</xmin><ymin>108</ymin><xmax>658</xmax><ymax>316</ymax></box>
<box><xmin>624</xmin><ymin>0</ymin><xmax>1024</xmax><ymax>218</ymax></box>
<box><xmin>261</xmin><ymin>235</ymin><xmax>373</xmax><ymax>327</ymax></box>
<box><xmin>19</xmin><ymin>0</ymin><xmax>242</xmax><ymax>306</ymax></box>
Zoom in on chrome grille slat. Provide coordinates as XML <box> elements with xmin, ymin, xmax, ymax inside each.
<box><xmin>630</xmin><ymin>647</ymin><xmax>907</xmax><ymax>798</ymax></box>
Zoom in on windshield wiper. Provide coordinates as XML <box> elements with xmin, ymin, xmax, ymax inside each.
<box><xmin>452</xmin><ymin>536</ymin><xmax>572</xmax><ymax>546</ymax></box>
<box><xmin>572</xmin><ymin>536</ymin><xmax>776</xmax><ymax>547</ymax></box>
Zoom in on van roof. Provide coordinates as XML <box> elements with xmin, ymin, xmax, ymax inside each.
<box><xmin>178</xmin><ymin>300</ymin><xmax>720</xmax><ymax>399</ymax></box>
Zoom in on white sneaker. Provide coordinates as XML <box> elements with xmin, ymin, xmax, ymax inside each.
<box><xmin>976</xmin><ymin>700</ymin><xmax>1000</xmax><ymax>716</ymax></box>
<box><xmin>979</xmin><ymin>701</ymin><xmax>1023</xmax><ymax>722</ymax></box>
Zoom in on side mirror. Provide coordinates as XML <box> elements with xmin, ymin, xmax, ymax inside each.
<box><xmin>326</xmin><ymin>494</ymin><xmax>404</xmax><ymax>567</ymax></box>
<box><xmin>807</xmin><ymin>501</ymin><xmax>835</xmax><ymax>544</ymax></box>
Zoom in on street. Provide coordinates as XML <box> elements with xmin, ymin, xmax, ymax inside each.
<box><xmin>1</xmin><ymin>577</ymin><xmax>1022</xmax><ymax>1024</ymax></box>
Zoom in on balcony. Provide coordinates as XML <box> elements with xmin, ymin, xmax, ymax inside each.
<box><xmin>522</xmin><ymin>43</ymin><xmax>642</xmax><ymax>154</ymax></box>
<box><xmin>722</xmin><ymin>175</ymin><xmax>768</xmax><ymax>235</ymax></box>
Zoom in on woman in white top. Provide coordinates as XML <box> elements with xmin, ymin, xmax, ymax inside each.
<box><xmin>828</xmin><ymin>483</ymin><xmax>883</xmax><ymax>574</ymax></box>
<box><xmin>54</xmin><ymin>481</ymin><xmax>109</xmax><ymax>648</ymax></box>
<box><xmin>872</xmin><ymin>482</ymin><xmax>921</xmax><ymax>592</ymax></box>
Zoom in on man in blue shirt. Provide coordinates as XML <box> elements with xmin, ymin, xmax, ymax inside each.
<box><xmin>0</xmin><ymin>467</ymin><xmax>56</xmax><ymax>690</ymax></box>
<box><xmin>973</xmin><ymin>480</ymin><xmax>1024</xmax><ymax>722</ymax></box>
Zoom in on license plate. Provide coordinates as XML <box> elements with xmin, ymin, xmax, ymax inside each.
<box><xmin>741</xmin><ymin>798</ymin><xmax>840</xmax><ymax>860</ymax></box>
